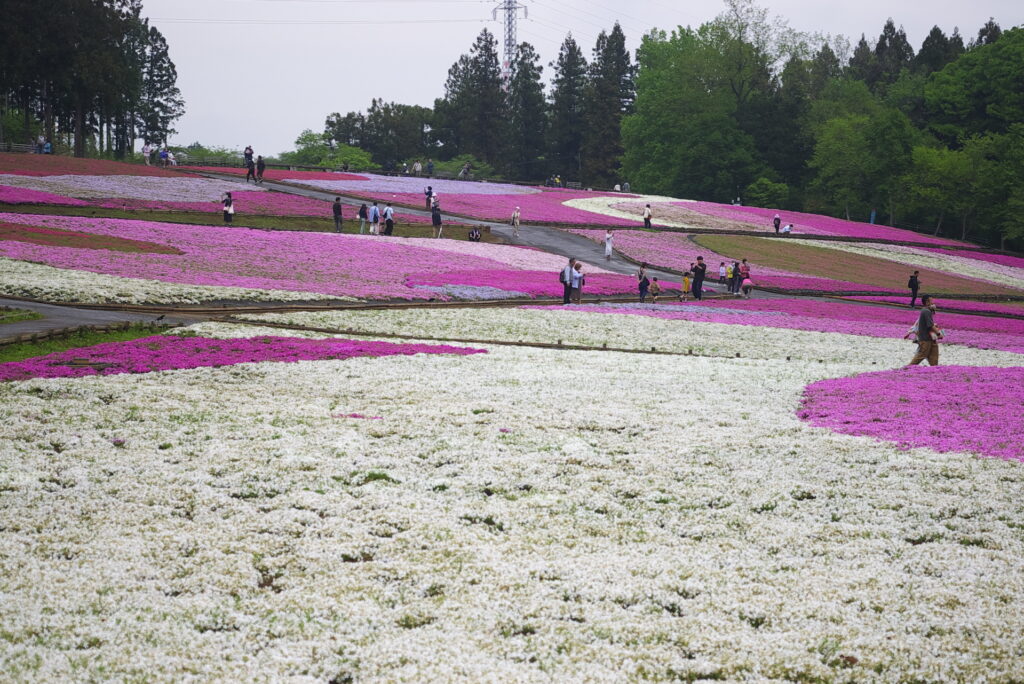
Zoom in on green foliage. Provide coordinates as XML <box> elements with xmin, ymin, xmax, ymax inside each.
<box><xmin>547</xmin><ymin>36</ymin><xmax>588</xmax><ymax>179</ymax></box>
<box><xmin>744</xmin><ymin>178</ymin><xmax>789</xmax><ymax>208</ymax></box>
<box><xmin>925</xmin><ymin>27</ymin><xmax>1024</xmax><ymax>143</ymax></box>
<box><xmin>0</xmin><ymin>324</ymin><xmax>167</xmax><ymax>364</ymax></box>
<box><xmin>506</xmin><ymin>43</ymin><xmax>548</xmax><ymax>180</ymax></box>
<box><xmin>580</xmin><ymin>23</ymin><xmax>634</xmax><ymax>187</ymax></box>
<box><xmin>430</xmin><ymin>154</ymin><xmax>497</xmax><ymax>180</ymax></box>
<box><xmin>278</xmin><ymin>130</ymin><xmax>375</xmax><ymax>170</ymax></box>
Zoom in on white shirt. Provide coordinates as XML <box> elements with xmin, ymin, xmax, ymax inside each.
<box><xmin>642</xmin><ymin>207</ymin><xmax>652</xmax><ymax>219</ymax></box>
<box><xmin>571</xmin><ymin>269</ymin><xmax>584</xmax><ymax>288</ymax></box>
<box><xmin>383</xmin><ymin>206</ymin><xmax>394</xmax><ymax>220</ymax></box>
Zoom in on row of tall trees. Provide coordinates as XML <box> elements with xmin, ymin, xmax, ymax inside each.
<box><xmin>0</xmin><ymin>0</ymin><xmax>183</xmax><ymax>157</ymax></box>
<box><xmin>323</xmin><ymin>25</ymin><xmax>634</xmax><ymax>185</ymax></box>
<box><xmin>622</xmin><ymin>1</ymin><xmax>1022</xmax><ymax>248</ymax></box>
<box><xmin>315</xmin><ymin>1</ymin><xmax>1019</xmax><ymax>247</ymax></box>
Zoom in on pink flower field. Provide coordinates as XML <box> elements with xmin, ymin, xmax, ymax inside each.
<box><xmin>686</xmin><ymin>202</ymin><xmax>967</xmax><ymax>246</ymax></box>
<box><xmin>569</xmin><ymin>229</ymin><xmax>901</xmax><ymax>294</ymax></box>
<box><xmin>526</xmin><ymin>298</ymin><xmax>1024</xmax><ymax>354</ymax></box>
<box><xmin>0</xmin><ymin>184</ymin><xmax>89</xmax><ymax>206</ymax></box>
<box><xmin>0</xmin><ymin>335</ymin><xmax>485</xmax><ymax>382</ymax></box>
<box><xmin>841</xmin><ymin>296</ymin><xmax>1024</xmax><ymax>317</ymax></box>
<box><xmin>408</xmin><ymin>268</ymin><xmax>657</xmax><ymax>298</ymax></box>
<box><xmin>799</xmin><ymin>366</ymin><xmax>1024</xmax><ymax>461</ymax></box>
<box><xmin>0</xmin><ymin>213</ymin><xmax>635</xmax><ymax>300</ymax></box>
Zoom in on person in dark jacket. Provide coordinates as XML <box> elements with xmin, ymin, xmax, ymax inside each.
<box><xmin>908</xmin><ymin>271</ymin><xmax>920</xmax><ymax>308</ymax></box>
<box><xmin>332</xmin><ymin>198</ymin><xmax>343</xmax><ymax>232</ymax></box>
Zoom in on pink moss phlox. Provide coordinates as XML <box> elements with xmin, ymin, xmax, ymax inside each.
<box><xmin>685</xmin><ymin>202</ymin><xmax>967</xmax><ymax>246</ymax></box>
<box><xmin>525</xmin><ymin>298</ymin><xmax>1024</xmax><ymax>354</ymax></box>
<box><xmin>408</xmin><ymin>269</ymin><xmax>656</xmax><ymax>297</ymax></box>
<box><xmin>0</xmin><ymin>184</ymin><xmax>90</xmax><ymax>206</ymax></box>
<box><xmin>799</xmin><ymin>366</ymin><xmax>1024</xmax><ymax>461</ymax></box>
<box><xmin>0</xmin><ymin>335</ymin><xmax>486</xmax><ymax>382</ymax></box>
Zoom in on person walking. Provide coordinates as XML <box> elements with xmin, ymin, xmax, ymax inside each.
<box><xmin>604</xmin><ymin>229</ymin><xmax>613</xmax><ymax>261</ymax></box>
<box><xmin>642</xmin><ymin>204</ymin><xmax>653</xmax><ymax>229</ymax></box>
<box><xmin>511</xmin><ymin>206</ymin><xmax>521</xmax><ymax>238</ymax></box>
<box><xmin>332</xmin><ymin>197</ymin><xmax>343</xmax><ymax>233</ymax></box>
<box><xmin>773</xmin><ymin>214</ymin><xmax>781</xmax><ymax>233</ymax></box>
<box><xmin>383</xmin><ymin>203</ymin><xmax>395</xmax><ymax>236</ymax></box>
<box><xmin>738</xmin><ymin>259</ymin><xmax>750</xmax><ymax>282</ymax></box>
<box><xmin>570</xmin><ymin>262</ymin><xmax>585</xmax><ymax>304</ymax></box>
<box><xmin>159</xmin><ymin>148</ymin><xmax>169</xmax><ymax>167</ymax></box>
<box><xmin>357</xmin><ymin>203</ymin><xmax>368</xmax><ymax>234</ymax></box>
<box><xmin>691</xmin><ymin>256</ymin><xmax>707</xmax><ymax>301</ymax></box>
<box><xmin>560</xmin><ymin>257</ymin><xmax>576</xmax><ymax>304</ymax></box>
<box><xmin>681</xmin><ymin>264</ymin><xmax>692</xmax><ymax>302</ymax></box>
<box><xmin>908</xmin><ymin>271</ymin><xmax>920</xmax><ymax>308</ymax></box>
<box><xmin>413</xmin><ymin>160</ymin><xmax>422</xmax><ymax>176</ymax></box>
<box><xmin>256</xmin><ymin>155</ymin><xmax>266</xmax><ymax>183</ymax></box>
<box><xmin>426</xmin><ymin>158</ymin><xmax>434</xmax><ymax>177</ymax></box>
<box><xmin>637</xmin><ymin>263</ymin><xmax>650</xmax><ymax>303</ymax></box>
<box><xmin>907</xmin><ymin>295</ymin><xmax>943</xmax><ymax>366</ymax></box>
<box><xmin>142</xmin><ymin>142</ymin><xmax>152</xmax><ymax>166</ymax></box>
<box><xmin>245</xmin><ymin>157</ymin><xmax>257</xmax><ymax>183</ymax></box>
<box><xmin>649</xmin><ymin>277</ymin><xmax>662</xmax><ymax>303</ymax></box>
<box><xmin>222</xmin><ymin>192</ymin><xmax>234</xmax><ymax>224</ymax></box>
<box><xmin>424</xmin><ymin>185</ymin><xmax>433</xmax><ymax>210</ymax></box>
<box><xmin>718</xmin><ymin>261</ymin><xmax>727</xmax><ymax>284</ymax></box>
<box><xmin>432</xmin><ymin>203</ymin><xmax>443</xmax><ymax>238</ymax></box>
<box><xmin>369</xmin><ymin>202</ymin><xmax>381</xmax><ymax>235</ymax></box>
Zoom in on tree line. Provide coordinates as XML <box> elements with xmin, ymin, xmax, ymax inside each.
<box><xmin>314</xmin><ymin>0</ymin><xmax>1021</xmax><ymax>248</ymax></box>
<box><xmin>0</xmin><ymin>0</ymin><xmax>184</xmax><ymax>157</ymax></box>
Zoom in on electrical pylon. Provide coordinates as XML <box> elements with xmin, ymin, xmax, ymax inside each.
<box><xmin>493</xmin><ymin>0</ymin><xmax>528</xmax><ymax>88</ymax></box>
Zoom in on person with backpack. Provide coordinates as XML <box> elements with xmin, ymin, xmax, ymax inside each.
<box><xmin>369</xmin><ymin>202</ymin><xmax>381</xmax><ymax>235</ymax></box>
<box><xmin>383</xmin><ymin>203</ymin><xmax>395</xmax><ymax>235</ymax></box>
<box><xmin>570</xmin><ymin>262</ymin><xmax>585</xmax><ymax>304</ymax></box>
<box><xmin>907</xmin><ymin>295</ymin><xmax>943</xmax><ymax>365</ymax></box>
<box><xmin>908</xmin><ymin>271</ymin><xmax>920</xmax><ymax>308</ymax></box>
<box><xmin>357</xmin><ymin>203</ymin><xmax>368</xmax><ymax>234</ymax></box>
<box><xmin>560</xmin><ymin>257</ymin><xmax>577</xmax><ymax>304</ymax></box>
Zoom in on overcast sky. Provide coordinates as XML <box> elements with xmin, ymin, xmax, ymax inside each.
<box><xmin>141</xmin><ymin>0</ymin><xmax>1023</xmax><ymax>156</ymax></box>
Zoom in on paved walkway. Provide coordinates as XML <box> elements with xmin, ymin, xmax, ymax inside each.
<box><xmin>202</xmin><ymin>173</ymin><xmax>677</xmax><ymax>281</ymax></box>
<box><xmin>0</xmin><ymin>298</ymin><xmax>196</xmax><ymax>341</ymax></box>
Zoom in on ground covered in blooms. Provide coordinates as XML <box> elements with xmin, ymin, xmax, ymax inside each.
<box><xmin>0</xmin><ymin>213</ymin><xmax>635</xmax><ymax>303</ymax></box>
<box><xmin>800</xmin><ymin>365</ymin><xmax>1023</xmax><ymax>461</ymax></box>
<box><xmin>0</xmin><ymin>318</ymin><xmax>1022</xmax><ymax>681</ymax></box>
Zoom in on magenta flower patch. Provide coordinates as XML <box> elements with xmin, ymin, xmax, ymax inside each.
<box><xmin>0</xmin><ymin>335</ymin><xmax>486</xmax><ymax>382</ymax></box>
<box><xmin>0</xmin><ymin>184</ymin><xmax>90</xmax><ymax>206</ymax></box>
<box><xmin>799</xmin><ymin>366</ymin><xmax>1024</xmax><ymax>461</ymax></box>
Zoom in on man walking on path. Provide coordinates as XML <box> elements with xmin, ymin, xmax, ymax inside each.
<box><xmin>369</xmin><ymin>202</ymin><xmax>381</xmax><ymax>235</ymax></box>
<box><xmin>511</xmin><ymin>207</ymin><xmax>521</xmax><ymax>238</ymax></box>
<box><xmin>427</xmin><ymin>159</ymin><xmax>434</xmax><ymax>177</ymax></box>
<box><xmin>383</xmin><ymin>203</ymin><xmax>395</xmax><ymax>236</ymax></box>
<box><xmin>245</xmin><ymin>157</ymin><xmax>257</xmax><ymax>183</ymax></box>
<box><xmin>142</xmin><ymin>143</ymin><xmax>151</xmax><ymax>165</ymax></box>
<box><xmin>560</xmin><ymin>258</ymin><xmax>577</xmax><ymax>305</ymax></box>
<box><xmin>691</xmin><ymin>256</ymin><xmax>707</xmax><ymax>301</ymax></box>
<box><xmin>332</xmin><ymin>197</ymin><xmax>343</xmax><ymax>233</ymax></box>
<box><xmin>908</xmin><ymin>271</ymin><xmax>920</xmax><ymax>308</ymax></box>
<box><xmin>256</xmin><ymin>155</ymin><xmax>266</xmax><ymax>183</ymax></box>
<box><xmin>773</xmin><ymin>214</ymin><xmax>781</xmax><ymax>233</ymax></box>
<box><xmin>908</xmin><ymin>295</ymin><xmax>942</xmax><ymax>366</ymax></box>
<box><xmin>424</xmin><ymin>186</ymin><xmax>433</xmax><ymax>209</ymax></box>
<box><xmin>643</xmin><ymin>204</ymin><xmax>653</xmax><ymax>229</ymax></box>
<box><xmin>431</xmin><ymin>203</ymin><xmax>443</xmax><ymax>238</ymax></box>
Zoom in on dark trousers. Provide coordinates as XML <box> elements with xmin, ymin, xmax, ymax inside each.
<box><xmin>562</xmin><ymin>283</ymin><xmax>573</xmax><ymax>304</ymax></box>
<box><xmin>639</xmin><ymin>285</ymin><xmax>649</xmax><ymax>302</ymax></box>
<box><xmin>692</xmin><ymin>279</ymin><xmax>704</xmax><ymax>300</ymax></box>
<box><xmin>644</xmin><ymin>218</ymin><xmax>652</xmax><ymax>229</ymax></box>
<box><xmin>385</xmin><ymin>218</ymin><xmax>394</xmax><ymax>235</ymax></box>
<box><xmin>334</xmin><ymin>215</ymin><xmax>342</xmax><ymax>232</ymax></box>
<box><xmin>910</xmin><ymin>288</ymin><xmax>919</xmax><ymax>307</ymax></box>
<box><xmin>730</xmin><ymin>276</ymin><xmax>740</xmax><ymax>293</ymax></box>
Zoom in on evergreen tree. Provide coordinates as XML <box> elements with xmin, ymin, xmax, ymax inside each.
<box><xmin>137</xmin><ymin>25</ymin><xmax>184</xmax><ymax>148</ymax></box>
<box><xmin>506</xmin><ymin>42</ymin><xmax>547</xmax><ymax>180</ymax></box>
<box><xmin>433</xmin><ymin>29</ymin><xmax>507</xmax><ymax>165</ymax></box>
<box><xmin>847</xmin><ymin>35</ymin><xmax>876</xmax><ymax>83</ymax></box>
<box><xmin>873</xmin><ymin>19</ymin><xmax>915</xmax><ymax>90</ymax></box>
<box><xmin>970</xmin><ymin>18</ymin><xmax>1002</xmax><ymax>48</ymax></box>
<box><xmin>547</xmin><ymin>35</ymin><xmax>588</xmax><ymax>179</ymax></box>
<box><xmin>580</xmin><ymin>23</ymin><xmax>634</xmax><ymax>187</ymax></box>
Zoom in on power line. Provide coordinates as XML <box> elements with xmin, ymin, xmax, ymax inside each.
<box><xmin>151</xmin><ymin>17</ymin><xmax>486</xmax><ymax>25</ymax></box>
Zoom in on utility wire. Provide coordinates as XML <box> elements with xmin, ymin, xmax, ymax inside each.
<box><xmin>152</xmin><ymin>17</ymin><xmax>486</xmax><ymax>25</ymax></box>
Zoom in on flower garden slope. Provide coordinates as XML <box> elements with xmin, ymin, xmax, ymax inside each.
<box><xmin>0</xmin><ymin>151</ymin><xmax>187</xmax><ymax>177</ymax></box>
<box><xmin>1</xmin><ymin>324</ymin><xmax>1023</xmax><ymax>679</ymax></box>
<box><xmin>0</xmin><ymin>213</ymin><xmax>637</xmax><ymax>302</ymax></box>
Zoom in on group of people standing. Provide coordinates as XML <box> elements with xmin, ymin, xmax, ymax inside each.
<box><xmin>141</xmin><ymin>143</ymin><xmax>176</xmax><ymax>167</ymax></box>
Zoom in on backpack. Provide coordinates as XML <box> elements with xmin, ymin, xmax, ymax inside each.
<box><xmin>907</xmin><ymin>277</ymin><xmax>916</xmax><ymax>288</ymax></box>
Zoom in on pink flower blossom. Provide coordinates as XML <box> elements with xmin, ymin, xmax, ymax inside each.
<box><xmin>799</xmin><ymin>366</ymin><xmax>1024</xmax><ymax>461</ymax></box>
<box><xmin>0</xmin><ymin>335</ymin><xmax>486</xmax><ymax>382</ymax></box>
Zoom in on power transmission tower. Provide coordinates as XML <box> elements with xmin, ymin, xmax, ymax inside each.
<box><xmin>493</xmin><ymin>0</ymin><xmax>528</xmax><ymax>87</ymax></box>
